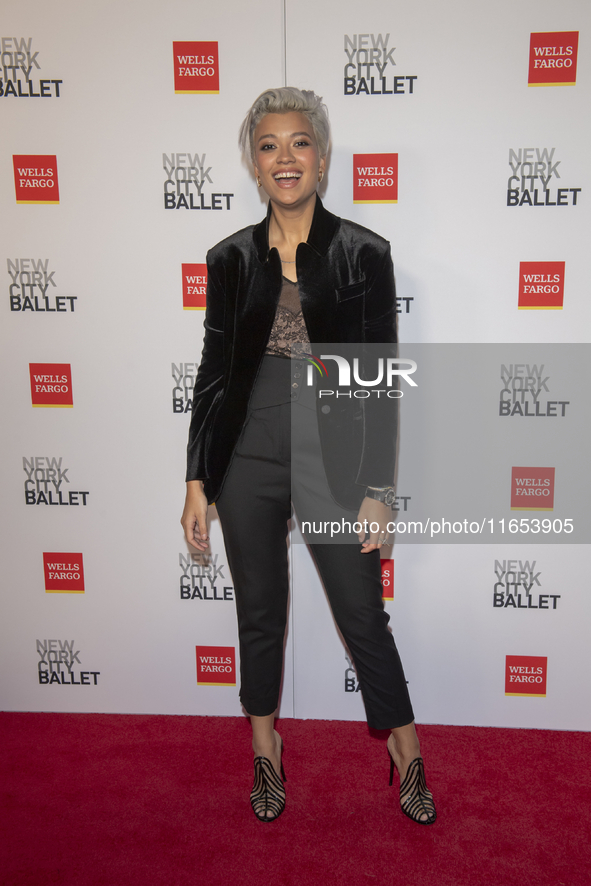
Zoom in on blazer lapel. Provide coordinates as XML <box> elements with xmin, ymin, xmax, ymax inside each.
<box><xmin>229</xmin><ymin>207</ymin><xmax>282</xmax><ymax>394</ymax></box>
<box><xmin>250</xmin><ymin>196</ymin><xmax>342</xmax><ymax>344</ymax></box>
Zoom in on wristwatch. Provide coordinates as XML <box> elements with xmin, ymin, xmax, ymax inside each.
<box><xmin>365</xmin><ymin>486</ymin><xmax>396</xmax><ymax>507</ymax></box>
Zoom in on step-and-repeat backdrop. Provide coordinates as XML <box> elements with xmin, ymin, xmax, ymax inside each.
<box><xmin>2</xmin><ymin>0</ymin><xmax>590</xmax><ymax>730</ymax></box>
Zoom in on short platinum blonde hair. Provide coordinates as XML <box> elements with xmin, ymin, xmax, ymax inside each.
<box><xmin>239</xmin><ymin>87</ymin><xmax>330</xmax><ymax>161</ymax></box>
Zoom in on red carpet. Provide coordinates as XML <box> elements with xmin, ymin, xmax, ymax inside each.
<box><xmin>1</xmin><ymin>713</ymin><xmax>590</xmax><ymax>885</ymax></box>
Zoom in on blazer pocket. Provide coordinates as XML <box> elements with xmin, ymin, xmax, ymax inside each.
<box><xmin>336</xmin><ymin>279</ymin><xmax>365</xmax><ymax>303</ymax></box>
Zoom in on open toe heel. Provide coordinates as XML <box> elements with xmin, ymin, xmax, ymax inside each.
<box><xmin>389</xmin><ymin>754</ymin><xmax>436</xmax><ymax>825</ymax></box>
<box><xmin>250</xmin><ymin>744</ymin><xmax>286</xmax><ymax>822</ymax></box>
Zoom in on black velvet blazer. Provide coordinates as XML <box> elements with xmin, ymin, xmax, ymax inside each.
<box><xmin>186</xmin><ymin>196</ymin><xmax>398</xmax><ymax>508</ymax></box>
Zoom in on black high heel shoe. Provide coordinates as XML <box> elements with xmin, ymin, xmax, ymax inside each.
<box><xmin>250</xmin><ymin>744</ymin><xmax>286</xmax><ymax>822</ymax></box>
<box><xmin>389</xmin><ymin>754</ymin><xmax>436</xmax><ymax>825</ymax></box>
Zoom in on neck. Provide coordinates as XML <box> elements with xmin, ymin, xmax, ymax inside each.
<box><xmin>268</xmin><ymin>193</ymin><xmax>317</xmax><ymax>256</ymax></box>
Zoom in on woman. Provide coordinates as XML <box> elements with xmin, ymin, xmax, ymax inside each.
<box><xmin>181</xmin><ymin>88</ymin><xmax>436</xmax><ymax>825</ymax></box>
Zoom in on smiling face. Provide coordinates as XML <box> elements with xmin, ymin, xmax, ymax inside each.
<box><xmin>253</xmin><ymin>111</ymin><xmax>325</xmax><ymax>211</ymax></box>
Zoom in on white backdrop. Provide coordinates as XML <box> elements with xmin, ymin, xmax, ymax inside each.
<box><xmin>1</xmin><ymin>0</ymin><xmax>589</xmax><ymax>730</ymax></box>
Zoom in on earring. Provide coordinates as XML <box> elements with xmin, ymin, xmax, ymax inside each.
<box><xmin>256</xmin><ymin>176</ymin><xmax>262</xmax><ymax>188</ymax></box>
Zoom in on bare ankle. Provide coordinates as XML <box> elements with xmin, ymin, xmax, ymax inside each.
<box><xmin>388</xmin><ymin>724</ymin><xmax>421</xmax><ymax>778</ymax></box>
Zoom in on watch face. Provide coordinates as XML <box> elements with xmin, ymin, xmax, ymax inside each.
<box><xmin>384</xmin><ymin>489</ymin><xmax>396</xmax><ymax>507</ymax></box>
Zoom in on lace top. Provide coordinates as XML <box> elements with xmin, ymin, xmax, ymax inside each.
<box><xmin>264</xmin><ymin>277</ymin><xmax>310</xmax><ymax>359</ymax></box>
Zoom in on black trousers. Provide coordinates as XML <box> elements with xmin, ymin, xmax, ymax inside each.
<box><xmin>215</xmin><ymin>357</ymin><xmax>414</xmax><ymax>730</ymax></box>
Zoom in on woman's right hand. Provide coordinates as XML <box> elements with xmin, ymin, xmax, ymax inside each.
<box><xmin>181</xmin><ymin>480</ymin><xmax>210</xmax><ymax>551</ymax></box>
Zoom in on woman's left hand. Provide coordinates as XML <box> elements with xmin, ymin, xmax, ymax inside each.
<box><xmin>356</xmin><ymin>496</ymin><xmax>392</xmax><ymax>553</ymax></box>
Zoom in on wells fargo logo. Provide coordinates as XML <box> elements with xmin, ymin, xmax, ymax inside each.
<box><xmin>353</xmin><ymin>153</ymin><xmax>398</xmax><ymax>203</ymax></box>
<box><xmin>43</xmin><ymin>553</ymin><xmax>84</xmax><ymax>593</ymax></box>
<box><xmin>196</xmin><ymin>645</ymin><xmax>235</xmax><ymax>686</ymax></box>
<box><xmin>518</xmin><ymin>261</ymin><xmax>565</xmax><ymax>309</ymax></box>
<box><xmin>173</xmin><ymin>42</ymin><xmax>219</xmax><ymax>94</ymax></box>
<box><xmin>13</xmin><ymin>155</ymin><xmax>59</xmax><ymax>203</ymax></box>
<box><xmin>528</xmin><ymin>32</ymin><xmax>578</xmax><ymax>87</ymax></box>
<box><xmin>505</xmin><ymin>655</ymin><xmax>547</xmax><ymax>697</ymax></box>
<box><xmin>510</xmin><ymin>467</ymin><xmax>555</xmax><ymax>511</ymax></box>
<box><xmin>182</xmin><ymin>263</ymin><xmax>207</xmax><ymax>309</ymax></box>
<box><xmin>381</xmin><ymin>558</ymin><xmax>393</xmax><ymax>600</ymax></box>
<box><xmin>29</xmin><ymin>363</ymin><xmax>73</xmax><ymax>407</ymax></box>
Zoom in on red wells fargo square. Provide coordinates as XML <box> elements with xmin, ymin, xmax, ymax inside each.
<box><xmin>510</xmin><ymin>467</ymin><xmax>555</xmax><ymax>511</ymax></box>
<box><xmin>173</xmin><ymin>42</ymin><xmax>219</xmax><ymax>94</ymax></box>
<box><xmin>505</xmin><ymin>655</ymin><xmax>547</xmax><ymax>696</ymax></box>
<box><xmin>353</xmin><ymin>153</ymin><xmax>398</xmax><ymax>203</ymax></box>
<box><xmin>528</xmin><ymin>32</ymin><xmax>578</xmax><ymax>86</ymax></box>
<box><xmin>518</xmin><ymin>261</ymin><xmax>565</xmax><ymax>309</ymax></box>
<box><xmin>29</xmin><ymin>363</ymin><xmax>73</xmax><ymax>407</ymax></box>
<box><xmin>182</xmin><ymin>263</ymin><xmax>207</xmax><ymax>309</ymax></box>
<box><xmin>381</xmin><ymin>558</ymin><xmax>394</xmax><ymax>600</ymax></box>
<box><xmin>43</xmin><ymin>553</ymin><xmax>85</xmax><ymax>593</ymax></box>
<box><xmin>13</xmin><ymin>155</ymin><xmax>59</xmax><ymax>203</ymax></box>
<box><xmin>196</xmin><ymin>646</ymin><xmax>236</xmax><ymax>685</ymax></box>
